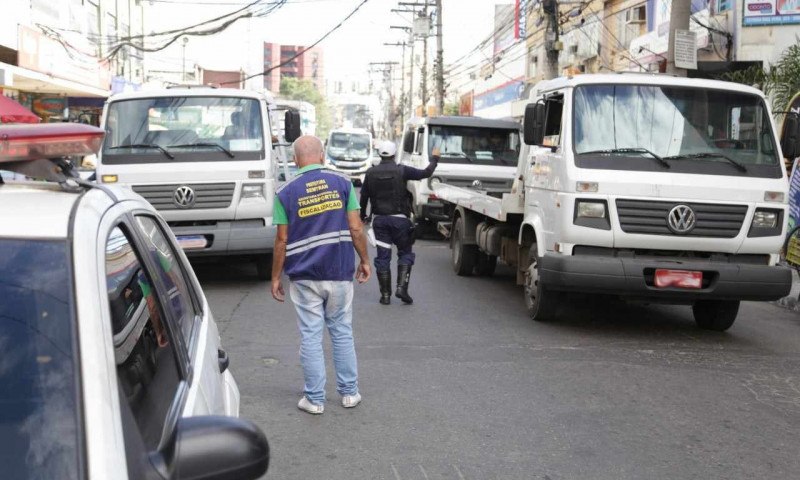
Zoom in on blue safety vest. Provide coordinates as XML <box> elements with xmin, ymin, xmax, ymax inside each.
<box><xmin>277</xmin><ymin>168</ymin><xmax>355</xmax><ymax>281</ymax></box>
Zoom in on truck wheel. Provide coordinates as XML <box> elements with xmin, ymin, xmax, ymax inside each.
<box><xmin>475</xmin><ymin>252</ymin><xmax>497</xmax><ymax>276</ymax></box>
<box><xmin>524</xmin><ymin>244</ymin><xmax>558</xmax><ymax>321</ymax></box>
<box><xmin>452</xmin><ymin>216</ymin><xmax>477</xmax><ymax>276</ymax></box>
<box><xmin>692</xmin><ymin>300</ymin><xmax>739</xmax><ymax>331</ymax></box>
<box><xmin>255</xmin><ymin>254</ymin><xmax>272</xmax><ymax>281</ymax></box>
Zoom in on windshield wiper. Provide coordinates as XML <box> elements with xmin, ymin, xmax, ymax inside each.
<box><xmin>580</xmin><ymin>147</ymin><xmax>670</xmax><ymax>169</ymax></box>
<box><xmin>170</xmin><ymin>142</ymin><xmax>235</xmax><ymax>158</ymax></box>
<box><xmin>663</xmin><ymin>152</ymin><xmax>747</xmax><ymax>173</ymax></box>
<box><xmin>440</xmin><ymin>152</ymin><xmax>472</xmax><ymax>162</ymax></box>
<box><xmin>108</xmin><ymin>143</ymin><xmax>174</xmax><ymax>159</ymax></box>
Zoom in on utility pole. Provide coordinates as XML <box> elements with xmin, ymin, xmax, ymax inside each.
<box><xmin>666</xmin><ymin>0</ymin><xmax>691</xmax><ymax>76</ymax></box>
<box><xmin>541</xmin><ymin>0</ymin><xmax>560</xmax><ymax>80</ymax></box>
<box><xmin>370</xmin><ymin>61</ymin><xmax>398</xmax><ymax>139</ymax></box>
<box><xmin>396</xmin><ymin>2</ymin><xmax>435</xmax><ymax>116</ymax></box>
<box><xmin>421</xmin><ymin>3</ymin><xmax>428</xmax><ymax>117</ymax></box>
<box><xmin>384</xmin><ymin>41</ymin><xmax>408</xmax><ymax>130</ymax></box>
<box><xmin>434</xmin><ymin>0</ymin><xmax>443</xmax><ymax>116</ymax></box>
<box><xmin>181</xmin><ymin>36</ymin><xmax>189</xmax><ymax>82</ymax></box>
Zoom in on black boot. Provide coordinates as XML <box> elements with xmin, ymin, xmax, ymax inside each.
<box><xmin>378</xmin><ymin>270</ymin><xmax>392</xmax><ymax>305</ymax></box>
<box><xmin>395</xmin><ymin>265</ymin><xmax>413</xmax><ymax>304</ymax></box>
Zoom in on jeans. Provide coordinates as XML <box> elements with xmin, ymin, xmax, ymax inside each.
<box><xmin>289</xmin><ymin>280</ymin><xmax>359</xmax><ymax>405</ymax></box>
<box><xmin>373</xmin><ymin>215</ymin><xmax>416</xmax><ymax>272</ymax></box>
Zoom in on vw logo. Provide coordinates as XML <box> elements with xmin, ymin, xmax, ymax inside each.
<box><xmin>667</xmin><ymin>205</ymin><xmax>696</xmax><ymax>234</ymax></box>
<box><xmin>173</xmin><ymin>185</ymin><xmax>196</xmax><ymax>208</ymax></box>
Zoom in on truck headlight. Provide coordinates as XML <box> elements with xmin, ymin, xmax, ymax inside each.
<box><xmin>241</xmin><ymin>183</ymin><xmax>265</xmax><ymax>199</ymax></box>
<box><xmin>576</xmin><ymin>201</ymin><xmax>606</xmax><ymax>218</ymax></box>
<box><xmin>748</xmin><ymin>208</ymin><xmax>783</xmax><ymax>238</ymax></box>
<box><xmin>574</xmin><ymin>199</ymin><xmax>610</xmax><ymax>230</ymax></box>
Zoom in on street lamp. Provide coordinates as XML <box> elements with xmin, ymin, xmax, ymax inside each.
<box><xmin>182</xmin><ymin>37</ymin><xmax>189</xmax><ymax>82</ymax></box>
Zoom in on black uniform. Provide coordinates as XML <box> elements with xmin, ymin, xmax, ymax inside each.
<box><xmin>360</xmin><ymin>157</ymin><xmax>437</xmax><ymax>304</ymax></box>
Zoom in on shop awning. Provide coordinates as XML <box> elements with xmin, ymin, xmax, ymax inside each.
<box><xmin>0</xmin><ymin>95</ymin><xmax>40</xmax><ymax>124</ymax></box>
<box><xmin>0</xmin><ymin>62</ymin><xmax>109</xmax><ymax>98</ymax></box>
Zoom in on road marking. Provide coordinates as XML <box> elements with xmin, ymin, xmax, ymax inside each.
<box><xmin>419</xmin><ymin>464</ymin><xmax>430</xmax><ymax>480</ymax></box>
<box><xmin>453</xmin><ymin>464</ymin><xmax>466</xmax><ymax>480</ymax></box>
<box><xmin>390</xmin><ymin>464</ymin><xmax>402</xmax><ymax>480</ymax></box>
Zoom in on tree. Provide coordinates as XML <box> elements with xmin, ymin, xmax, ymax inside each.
<box><xmin>720</xmin><ymin>42</ymin><xmax>800</xmax><ymax>114</ymax></box>
<box><xmin>279</xmin><ymin>78</ymin><xmax>332</xmax><ymax>139</ymax></box>
<box><xmin>443</xmin><ymin>102</ymin><xmax>459</xmax><ymax>116</ymax></box>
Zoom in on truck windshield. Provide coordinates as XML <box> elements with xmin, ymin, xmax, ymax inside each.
<box><xmin>573</xmin><ymin>85</ymin><xmax>781</xmax><ymax>176</ymax></box>
<box><xmin>428</xmin><ymin>126</ymin><xmax>520</xmax><ymax>166</ymax></box>
<box><xmin>0</xmin><ymin>239</ymin><xmax>81</xmax><ymax>479</ymax></box>
<box><xmin>103</xmin><ymin>96</ymin><xmax>264</xmax><ymax>163</ymax></box>
<box><xmin>327</xmin><ymin>133</ymin><xmax>371</xmax><ymax>160</ymax></box>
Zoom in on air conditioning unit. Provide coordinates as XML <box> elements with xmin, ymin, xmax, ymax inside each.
<box><xmin>626</xmin><ymin>5</ymin><xmax>646</xmax><ymax>24</ymax></box>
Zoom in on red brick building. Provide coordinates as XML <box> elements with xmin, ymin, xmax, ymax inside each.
<box><xmin>263</xmin><ymin>43</ymin><xmax>324</xmax><ymax>93</ymax></box>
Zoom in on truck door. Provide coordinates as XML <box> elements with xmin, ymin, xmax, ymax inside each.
<box><xmin>527</xmin><ymin>93</ymin><xmax>564</xmax><ymax>239</ymax></box>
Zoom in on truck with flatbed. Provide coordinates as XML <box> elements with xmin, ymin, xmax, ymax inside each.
<box><xmin>434</xmin><ymin>73</ymin><xmax>799</xmax><ymax>331</ymax></box>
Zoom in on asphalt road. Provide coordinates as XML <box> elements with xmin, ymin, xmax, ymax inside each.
<box><xmin>194</xmin><ymin>240</ymin><xmax>800</xmax><ymax>480</ymax></box>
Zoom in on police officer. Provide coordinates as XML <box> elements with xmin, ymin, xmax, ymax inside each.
<box><xmin>360</xmin><ymin>140</ymin><xmax>438</xmax><ymax>305</ymax></box>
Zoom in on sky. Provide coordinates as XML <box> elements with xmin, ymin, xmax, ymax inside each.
<box><xmin>145</xmin><ymin>0</ymin><xmax>499</xmax><ymax>88</ymax></box>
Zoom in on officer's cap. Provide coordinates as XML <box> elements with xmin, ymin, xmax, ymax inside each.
<box><xmin>377</xmin><ymin>140</ymin><xmax>397</xmax><ymax>158</ymax></box>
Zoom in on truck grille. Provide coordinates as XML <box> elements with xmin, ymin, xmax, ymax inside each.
<box><xmin>615</xmin><ymin>199</ymin><xmax>748</xmax><ymax>238</ymax></box>
<box><xmin>132</xmin><ymin>183</ymin><xmax>235</xmax><ymax>210</ymax></box>
<box><xmin>442</xmin><ymin>177</ymin><xmax>513</xmax><ymax>192</ymax></box>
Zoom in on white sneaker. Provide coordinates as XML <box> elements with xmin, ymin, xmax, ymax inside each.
<box><xmin>298</xmin><ymin>396</ymin><xmax>324</xmax><ymax>414</ymax></box>
<box><xmin>341</xmin><ymin>392</ymin><xmax>362</xmax><ymax>408</ymax></box>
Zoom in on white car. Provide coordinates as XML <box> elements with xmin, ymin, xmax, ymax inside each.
<box><xmin>0</xmin><ymin>123</ymin><xmax>269</xmax><ymax>479</ymax></box>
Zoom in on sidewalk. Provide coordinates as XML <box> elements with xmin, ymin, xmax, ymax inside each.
<box><xmin>776</xmin><ymin>269</ymin><xmax>800</xmax><ymax>312</ymax></box>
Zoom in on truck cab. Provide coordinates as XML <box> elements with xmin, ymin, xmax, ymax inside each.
<box><xmin>325</xmin><ymin>127</ymin><xmax>374</xmax><ymax>184</ymax></box>
<box><xmin>400</xmin><ymin>116</ymin><xmax>521</xmax><ymax>226</ymax></box>
<box><xmin>96</xmin><ymin>87</ymin><xmax>299</xmax><ymax>279</ymax></box>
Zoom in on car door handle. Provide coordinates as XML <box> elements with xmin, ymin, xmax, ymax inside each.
<box><xmin>218</xmin><ymin>348</ymin><xmax>230</xmax><ymax>374</ymax></box>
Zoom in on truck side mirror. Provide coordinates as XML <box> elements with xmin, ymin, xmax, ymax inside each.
<box><xmin>781</xmin><ymin>113</ymin><xmax>800</xmax><ymax>160</ymax></box>
<box><xmin>523</xmin><ymin>103</ymin><xmax>545</xmax><ymax>146</ymax></box>
<box><xmin>284</xmin><ymin>110</ymin><xmax>302</xmax><ymax>143</ymax></box>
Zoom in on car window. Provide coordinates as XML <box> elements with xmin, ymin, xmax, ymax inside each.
<box><xmin>134</xmin><ymin>216</ymin><xmax>198</xmax><ymax>347</ymax></box>
<box><xmin>414</xmin><ymin>128</ymin><xmax>425</xmax><ymax>155</ymax></box>
<box><xmin>0</xmin><ymin>238</ymin><xmax>81</xmax><ymax>480</ymax></box>
<box><xmin>105</xmin><ymin>226</ymin><xmax>182</xmax><ymax>451</ymax></box>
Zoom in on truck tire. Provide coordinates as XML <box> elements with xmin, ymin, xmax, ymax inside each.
<box><xmin>524</xmin><ymin>244</ymin><xmax>558</xmax><ymax>321</ymax></box>
<box><xmin>475</xmin><ymin>252</ymin><xmax>497</xmax><ymax>276</ymax></box>
<box><xmin>692</xmin><ymin>300</ymin><xmax>739</xmax><ymax>331</ymax></box>
<box><xmin>255</xmin><ymin>254</ymin><xmax>271</xmax><ymax>281</ymax></box>
<box><xmin>452</xmin><ymin>216</ymin><xmax>477</xmax><ymax>276</ymax></box>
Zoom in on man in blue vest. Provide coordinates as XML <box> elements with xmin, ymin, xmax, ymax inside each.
<box><xmin>271</xmin><ymin>135</ymin><xmax>371</xmax><ymax>415</ymax></box>
<box><xmin>360</xmin><ymin>140</ymin><xmax>438</xmax><ymax>305</ymax></box>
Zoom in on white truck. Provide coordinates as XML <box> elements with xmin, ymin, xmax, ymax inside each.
<box><xmin>96</xmin><ymin>87</ymin><xmax>301</xmax><ymax>280</ymax></box>
<box><xmin>434</xmin><ymin>73</ymin><xmax>799</xmax><ymax>331</ymax></box>
<box><xmin>325</xmin><ymin>127</ymin><xmax>375</xmax><ymax>184</ymax></box>
<box><xmin>400</xmin><ymin>116</ymin><xmax>521</xmax><ymax>230</ymax></box>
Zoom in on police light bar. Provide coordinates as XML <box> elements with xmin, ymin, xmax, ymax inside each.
<box><xmin>0</xmin><ymin>123</ymin><xmax>104</xmax><ymax>163</ymax></box>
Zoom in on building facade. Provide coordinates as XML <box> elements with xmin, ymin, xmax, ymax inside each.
<box><xmin>263</xmin><ymin>42</ymin><xmax>324</xmax><ymax>93</ymax></box>
<box><xmin>0</xmin><ymin>0</ymin><xmax>144</xmax><ymax>123</ymax></box>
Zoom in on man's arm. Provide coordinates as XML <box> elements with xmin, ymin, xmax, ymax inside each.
<box><xmin>347</xmin><ymin>210</ymin><xmax>371</xmax><ymax>283</ymax></box>
<box><xmin>271</xmin><ymin>224</ymin><xmax>288</xmax><ymax>301</ymax></box>
<box><xmin>402</xmin><ymin>153</ymin><xmax>439</xmax><ymax>181</ymax></box>
<box><xmin>359</xmin><ymin>175</ymin><xmax>370</xmax><ymax>220</ymax></box>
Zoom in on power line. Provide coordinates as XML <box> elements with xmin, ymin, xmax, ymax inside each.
<box><xmin>224</xmin><ymin>0</ymin><xmax>373</xmax><ymax>85</ymax></box>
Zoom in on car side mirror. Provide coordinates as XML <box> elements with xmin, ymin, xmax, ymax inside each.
<box><xmin>284</xmin><ymin>110</ymin><xmax>302</xmax><ymax>143</ymax></box>
<box><xmin>523</xmin><ymin>103</ymin><xmax>545</xmax><ymax>146</ymax></box>
<box><xmin>781</xmin><ymin>113</ymin><xmax>800</xmax><ymax>160</ymax></box>
<box><xmin>403</xmin><ymin>132</ymin><xmax>414</xmax><ymax>153</ymax></box>
<box><xmin>173</xmin><ymin>416</ymin><xmax>269</xmax><ymax>480</ymax></box>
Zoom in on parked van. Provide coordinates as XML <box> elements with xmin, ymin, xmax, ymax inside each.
<box><xmin>96</xmin><ymin>87</ymin><xmax>300</xmax><ymax>279</ymax></box>
<box><xmin>325</xmin><ymin>127</ymin><xmax>374</xmax><ymax>183</ymax></box>
<box><xmin>400</xmin><ymin>116</ymin><xmax>521</xmax><ymax>227</ymax></box>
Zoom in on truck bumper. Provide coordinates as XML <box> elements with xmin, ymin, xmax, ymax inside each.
<box><xmin>168</xmin><ymin>219</ymin><xmax>275</xmax><ymax>257</ymax></box>
<box><xmin>539</xmin><ymin>253</ymin><xmax>792</xmax><ymax>302</ymax></box>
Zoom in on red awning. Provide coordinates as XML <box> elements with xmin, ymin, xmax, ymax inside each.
<box><xmin>0</xmin><ymin>95</ymin><xmax>41</xmax><ymax>124</ymax></box>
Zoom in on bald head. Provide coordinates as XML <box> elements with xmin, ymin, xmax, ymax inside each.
<box><xmin>293</xmin><ymin>135</ymin><xmax>324</xmax><ymax>168</ymax></box>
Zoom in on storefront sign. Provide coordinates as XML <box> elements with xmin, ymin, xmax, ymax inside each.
<box><xmin>743</xmin><ymin>1</ymin><xmax>800</xmax><ymax>26</ymax></box>
<box><xmin>515</xmin><ymin>0</ymin><xmax>528</xmax><ymax>39</ymax></box>
<box><xmin>459</xmin><ymin>91</ymin><xmax>474</xmax><ymax>116</ymax></box>
<box><xmin>17</xmin><ymin>26</ymin><xmax>111</xmax><ymax>91</ymax></box>
<box><xmin>474</xmin><ymin>79</ymin><xmax>525</xmax><ymax>111</ymax></box>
